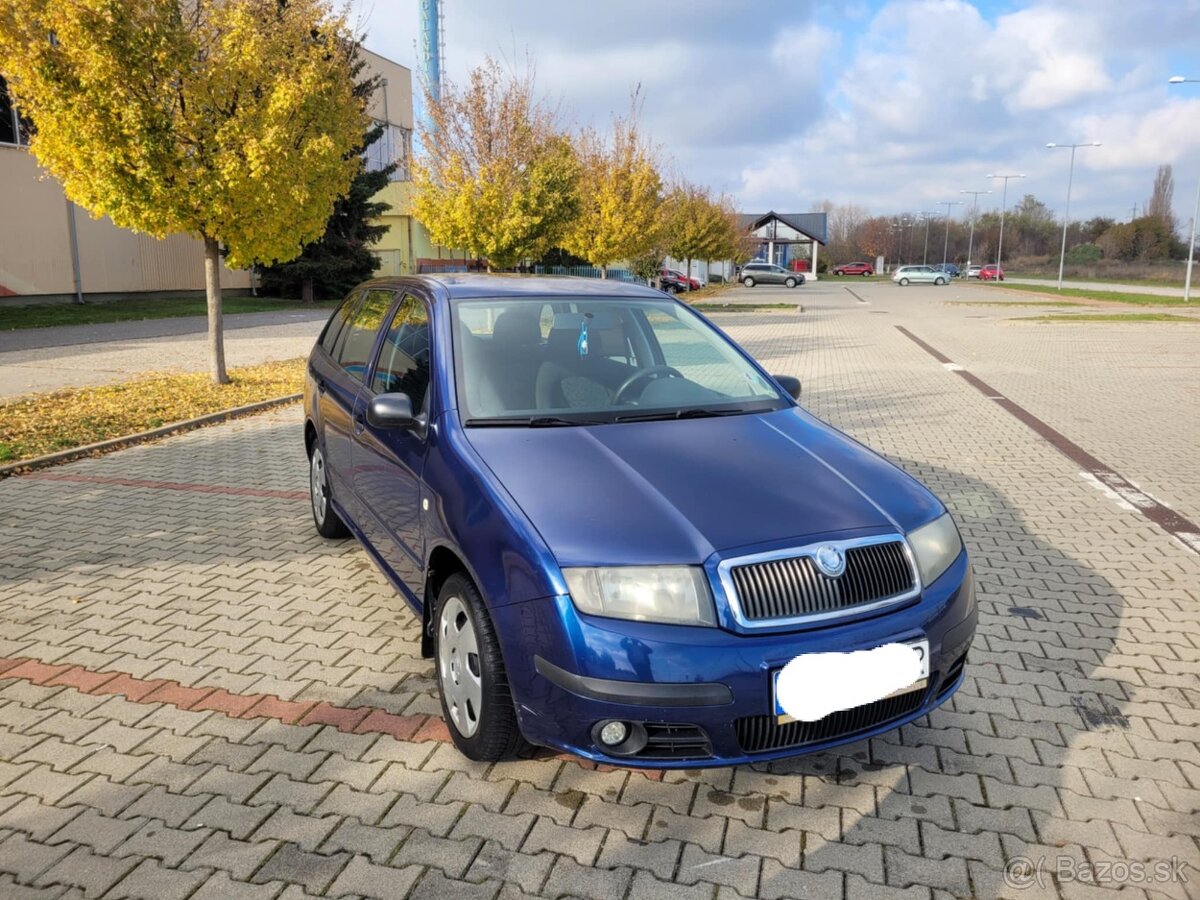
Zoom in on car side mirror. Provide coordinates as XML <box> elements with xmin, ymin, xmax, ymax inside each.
<box><xmin>773</xmin><ymin>375</ymin><xmax>802</xmax><ymax>400</ymax></box>
<box><xmin>367</xmin><ymin>392</ymin><xmax>416</xmax><ymax>428</ymax></box>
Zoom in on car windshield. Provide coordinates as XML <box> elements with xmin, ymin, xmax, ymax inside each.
<box><xmin>453</xmin><ymin>296</ymin><xmax>787</xmax><ymax>425</ymax></box>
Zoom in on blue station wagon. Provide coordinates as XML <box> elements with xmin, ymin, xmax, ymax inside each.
<box><xmin>304</xmin><ymin>275</ymin><xmax>976</xmax><ymax>767</ymax></box>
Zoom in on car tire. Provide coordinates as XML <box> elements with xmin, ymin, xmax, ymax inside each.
<box><xmin>309</xmin><ymin>441</ymin><xmax>350</xmax><ymax>539</ymax></box>
<box><xmin>935</xmin><ymin>277</ymin><xmax>946</xmax><ymax>285</ymax></box>
<box><xmin>435</xmin><ymin>573</ymin><xmax>526</xmax><ymax>762</ymax></box>
<box><xmin>785</xmin><ymin>277</ymin><xmax>796</xmax><ymax>288</ymax></box>
<box><xmin>862</xmin><ymin>271</ymin><xmax>870</xmax><ymax>277</ymax></box>
<box><xmin>899</xmin><ymin>277</ymin><xmax>909</xmax><ymax>286</ymax></box>
<box><xmin>743</xmin><ymin>277</ymin><xmax>756</xmax><ymax>287</ymax></box>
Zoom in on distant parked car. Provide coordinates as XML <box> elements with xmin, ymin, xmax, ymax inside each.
<box><xmin>892</xmin><ymin>265</ymin><xmax>950</xmax><ymax>286</ymax></box>
<box><xmin>659</xmin><ymin>270</ymin><xmax>690</xmax><ymax>293</ymax></box>
<box><xmin>833</xmin><ymin>262</ymin><xmax>874</xmax><ymax>276</ymax></box>
<box><xmin>966</xmin><ymin>265</ymin><xmax>982</xmax><ymax>279</ymax></box>
<box><xmin>979</xmin><ymin>265</ymin><xmax>1005</xmax><ymax>281</ymax></box>
<box><xmin>932</xmin><ymin>263</ymin><xmax>961</xmax><ymax>278</ymax></box>
<box><xmin>667</xmin><ymin>268</ymin><xmax>704</xmax><ymax>290</ymax></box>
<box><xmin>740</xmin><ymin>262</ymin><xmax>805</xmax><ymax>288</ymax></box>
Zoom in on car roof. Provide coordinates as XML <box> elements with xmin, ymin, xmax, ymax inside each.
<box><xmin>354</xmin><ymin>274</ymin><xmax>670</xmax><ymax>301</ymax></box>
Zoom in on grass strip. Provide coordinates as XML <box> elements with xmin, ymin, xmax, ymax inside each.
<box><xmin>989</xmin><ymin>283</ymin><xmax>1190</xmax><ymax>306</ymax></box>
<box><xmin>0</xmin><ymin>358</ymin><xmax>306</xmax><ymax>463</ymax></box>
<box><xmin>1018</xmin><ymin>313</ymin><xmax>1200</xmax><ymax>324</ymax></box>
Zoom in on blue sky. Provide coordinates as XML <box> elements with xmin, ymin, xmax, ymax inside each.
<box><xmin>351</xmin><ymin>0</ymin><xmax>1200</xmax><ymax>225</ymax></box>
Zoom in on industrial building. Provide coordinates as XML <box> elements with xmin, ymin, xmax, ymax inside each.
<box><xmin>0</xmin><ymin>49</ymin><xmax>429</xmax><ymax>303</ymax></box>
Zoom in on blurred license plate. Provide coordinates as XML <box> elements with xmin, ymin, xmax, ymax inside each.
<box><xmin>773</xmin><ymin>638</ymin><xmax>929</xmax><ymax>722</ymax></box>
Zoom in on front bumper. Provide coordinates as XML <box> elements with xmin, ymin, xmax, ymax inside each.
<box><xmin>494</xmin><ymin>551</ymin><xmax>976</xmax><ymax>768</ymax></box>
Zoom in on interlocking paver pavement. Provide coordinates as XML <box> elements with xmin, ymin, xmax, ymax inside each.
<box><xmin>0</xmin><ymin>284</ymin><xmax>1197</xmax><ymax>898</ymax></box>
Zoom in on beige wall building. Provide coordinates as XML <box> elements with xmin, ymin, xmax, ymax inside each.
<box><xmin>0</xmin><ymin>47</ymin><xmax>427</xmax><ymax>302</ymax></box>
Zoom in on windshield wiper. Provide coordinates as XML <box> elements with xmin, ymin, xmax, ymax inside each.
<box><xmin>464</xmin><ymin>415</ymin><xmax>606</xmax><ymax>427</ymax></box>
<box><xmin>615</xmin><ymin>407</ymin><xmax>748</xmax><ymax>423</ymax></box>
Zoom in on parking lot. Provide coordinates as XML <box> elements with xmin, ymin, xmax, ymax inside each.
<box><xmin>0</xmin><ymin>282</ymin><xmax>1197</xmax><ymax>899</ymax></box>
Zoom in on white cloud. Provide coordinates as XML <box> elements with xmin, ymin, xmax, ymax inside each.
<box><xmin>350</xmin><ymin>0</ymin><xmax>1200</xmax><ymax>224</ymax></box>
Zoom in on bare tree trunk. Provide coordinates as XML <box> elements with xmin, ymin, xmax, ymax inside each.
<box><xmin>203</xmin><ymin>235</ymin><xmax>229</xmax><ymax>385</ymax></box>
<box><xmin>301</xmin><ymin>278</ymin><xmax>314</xmax><ymax>304</ymax></box>
<box><xmin>686</xmin><ymin>257</ymin><xmax>692</xmax><ymax>291</ymax></box>
<box><xmin>600</xmin><ymin>265</ymin><xmax>608</xmax><ymax>279</ymax></box>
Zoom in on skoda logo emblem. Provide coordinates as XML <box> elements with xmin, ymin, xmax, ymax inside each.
<box><xmin>814</xmin><ymin>545</ymin><xmax>846</xmax><ymax>578</ymax></box>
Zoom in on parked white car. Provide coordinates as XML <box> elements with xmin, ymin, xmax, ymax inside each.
<box><xmin>892</xmin><ymin>265</ymin><xmax>950</xmax><ymax>286</ymax></box>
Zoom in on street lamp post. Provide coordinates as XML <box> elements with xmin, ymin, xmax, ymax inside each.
<box><xmin>1169</xmin><ymin>76</ymin><xmax>1200</xmax><ymax>304</ymax></box>
<box><xmin>937</xmin><ymin>200</ymin><xmax>964</xmax><ymax>267</ymax></box>
<box><xmin>1047</xmin><ymin>142</ymin><xmax>1101</xmax><ymax>291</ymax></box>
<box><xmin>987</xmin><ymin>173</ymin><xmax>1026</xmax><ymax>274</ymax></box>
<box><xmin>959</xmin><ymin>189</ymin><xmax>991</xmax><ymax>274</ymax></box>
<box><xmin>890</xmin><ymin>219</ymin><xmax>908</xmax><ymax>269</ymax></box>
<box><xmin>921</xmin><ymin>213</ymin><xmax>933</xmax><ymax>265</ymax></box>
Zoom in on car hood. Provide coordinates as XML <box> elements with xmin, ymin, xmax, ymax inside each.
<box><xmin>464</xmin><ymin>407</ymin><xmax>944</xmax><ymax>566</ymax></box>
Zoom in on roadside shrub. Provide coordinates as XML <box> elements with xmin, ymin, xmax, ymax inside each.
<box><xmin>1066</xmin><ymin>243</ymin><xmax>1103</xmax><ymax>264</ymax></box>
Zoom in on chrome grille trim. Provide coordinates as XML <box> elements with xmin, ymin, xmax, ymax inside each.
<box><xmin>716</xmin><ymin>534</ymin><xmax>920</xmax><ymax>629</ymax></box>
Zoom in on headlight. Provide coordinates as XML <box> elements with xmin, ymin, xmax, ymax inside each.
<box><xmin>562</xmin><ymin>566</ymin><xmax>716</xmax><ymax>626</ymax></box>
<box><xmin>907</xmin><ymin>512</ymin><xmax>964</xmax><ymax>587</ymax></box>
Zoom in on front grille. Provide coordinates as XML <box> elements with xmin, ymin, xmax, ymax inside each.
<box><xmin>729</xmin><ymin>540</ymin><xmax>915</xmax><ymax>622</ymax></box>
<box><xmin>735</xmin><ymin>687</ymin><xmax>926</xmax><ymax>754</ymax></box>
<box><xmin>634</xmin><ymin>723</ymin><xmax>712</xmax><ymax>761</ymax></box>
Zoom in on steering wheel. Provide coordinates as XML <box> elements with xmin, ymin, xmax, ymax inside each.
<box><xmin>614</xmin><ymin>365</ymin><xmax>684</xmax><ymax>404</ymax></box>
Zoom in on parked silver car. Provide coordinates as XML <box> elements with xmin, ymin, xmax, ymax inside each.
<box><xmin>892</xmin><ymin>265</ymin><xmax>949</xmax><ymax>286</ymax></box>
<box><xmin>740</xmin><ymin>262</ymin><xmax>805</xmax><ymax>288</ymax></box>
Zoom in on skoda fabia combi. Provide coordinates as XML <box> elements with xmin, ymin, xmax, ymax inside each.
<box><xmin>305</xmin><ymin>275</ymin><xmax>976</xmax><ymax>767</ymax></box>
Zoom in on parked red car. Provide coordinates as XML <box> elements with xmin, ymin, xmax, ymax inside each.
<box><xmin>833</xmin><ymin>262</ymin><xmax>874</xmax><ymax>276</ymax></box>
<box><xmin>979</xmin><ymin>265</ymin><xmax>1005</xmax><ymax>281</ymax></box>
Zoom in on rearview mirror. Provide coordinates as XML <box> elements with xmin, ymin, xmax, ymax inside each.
<box><xmin>367</xmin><ymin>393</ymin><xmax>415</xmax><ymax>428</ymax></box>
<box><xmin>773</xmin><ymin>375</ymin><xmax>802</xmax><ymax>400</ymax></box>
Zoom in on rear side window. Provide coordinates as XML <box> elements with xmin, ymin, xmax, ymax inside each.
<box><xmin>334</xmin><ymin>289</ymin><xmax>395</xmax><ymax>383</ymax></box>
<box><xmin>371</xmin><ymin>294</ymin><xmax>431</xmax><ymax>410</ymax></box>
<box><xmin>319</xmin><ymin>290</ymin><xmax>362</xmax><ymax>356</ymax></box>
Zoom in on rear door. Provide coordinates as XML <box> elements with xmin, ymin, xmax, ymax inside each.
<box><xmin>351</xmin><ymin>292</ymin><xmax>433</xmax><ymax>596</ymax></box>
<box><xmin>319</xmin><ymin>288</ymin><xmax>396</xmax><ymax>520</ymax></box>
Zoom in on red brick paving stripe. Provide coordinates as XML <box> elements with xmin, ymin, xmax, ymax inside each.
<box><xmin>192</xmin><ymin>689</ymin><xmax>263</xmax><ymax>718</ymax></box>
<box><xmin>143</xmin><ymin>682</ymin><xmax>217</xmax><ymax>710</ymax></box>
<box><xmin>5</xmin><ymin>660</ymin><xmax>73</xmax><ymax>685</ymax></box>
<box><xmin>299</xmin><ymin>702</ymin><xmax>371</xmax><ymax>732</ymax></box>
<box><xmin>23</xmin><ymin>472</ymin><xmax>308</xmax><ymax>501</ymax></box>
<box><xmin>92</xmin><ymin>673</ymin><xmax>166</xmax><ymax>702</ymax></box>
<box><xmin>242</xmin><ymin>695</ymin><xmax>316</xmax><ymax>724</ymax></box>
<box><xmin>47</xmin><ymin>667</ymin><xmax>119</xmax><ymax>693</ymax></box>
<box><xmin>0</xmin><ymin>656</ymin><xmax>664</xmax><ymax>780</ymax></box>
<box><xmin>353</xmin><ymin>709</ymin><xmax>425</xmax><ymax>741</ymax></box>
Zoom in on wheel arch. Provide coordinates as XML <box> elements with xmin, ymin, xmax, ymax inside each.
<box><xmin>422</xmin><ymin>543</ymin><xmax>472</xmax><ymax>658</ymax></box>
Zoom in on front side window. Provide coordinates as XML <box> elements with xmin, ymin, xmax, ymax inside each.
<box><xmin>334</xmin><ymin>289</ymin><xmax>394</xmax><ymax>382</ymax></box>
<box><xmin>453</xmin><ymin>296</ymin><xmax>786</xmax><ymax>424</ymax></box>
<box><xmin>372</xmin><ymin>294</ymin><xmax>431</xmax><ymax>409</ymax></box>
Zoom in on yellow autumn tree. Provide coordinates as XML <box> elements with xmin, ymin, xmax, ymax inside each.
<box><xmin>0</xmin><ymin>0</ymin><xmax>365</xmax><ymax>383</ymax></box>
<box><xmin>413</xmin><ymin>57</ymin><xmax>580</xmax><ymax>269</ymax></box>
<box><xmin>664</xmin><ymin>183</ymin><xmax>730</xmax><ymax>290</ymax></box>
<box><xmin>561</xmin><ymin>99</ymin><xmax>663</xmax><ymax>277</ymax></box>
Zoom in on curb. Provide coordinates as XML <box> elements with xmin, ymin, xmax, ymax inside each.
<box><xmin>0</xmin><ymin>393</ymin><xmax>302</xmax><ymax>479</ymax></box>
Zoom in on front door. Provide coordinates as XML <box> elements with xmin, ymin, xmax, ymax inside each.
<box><xmin>352</xmin><ymin>293</ymin><xmax>432</xmax><ymax>599</ymax></box>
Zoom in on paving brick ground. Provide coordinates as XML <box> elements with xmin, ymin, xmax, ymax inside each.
<box><xmin>0</xmin><ymin>285</ymin><xmax>1197</xmax><ymax>898</ymax></box>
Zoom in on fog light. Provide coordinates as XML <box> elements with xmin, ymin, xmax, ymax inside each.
<box><xmin>598</xmin><ymin>721</ymin><xmax>628</xmax><ymax>747</ymax></box>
